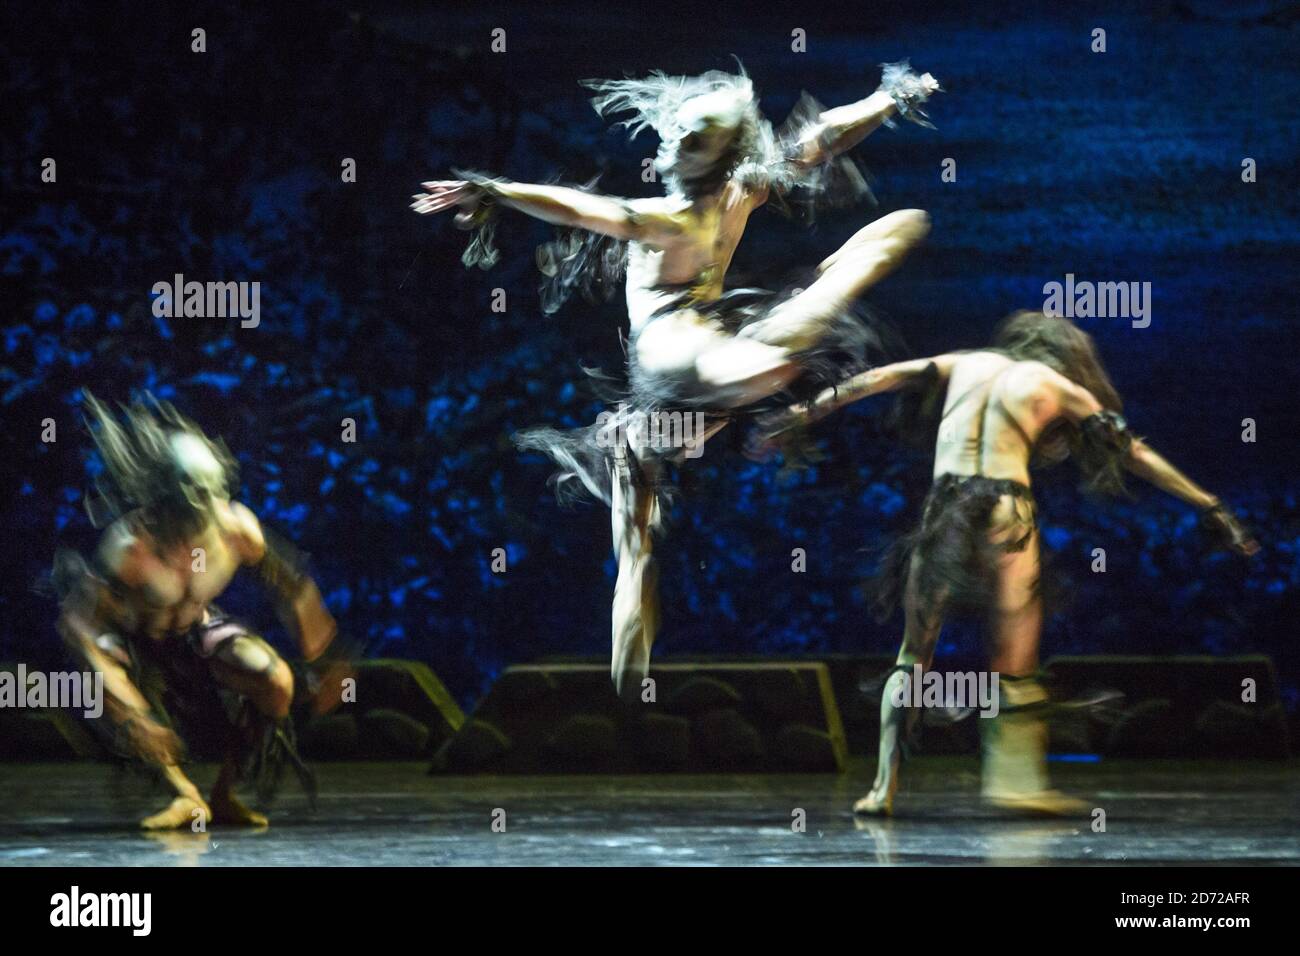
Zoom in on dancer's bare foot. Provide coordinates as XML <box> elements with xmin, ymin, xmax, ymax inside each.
<box><xmin>853</xmin><ymin>779</ymin><xmax>896</xmax><ymax>816</ymax></box>
<box><xmin>985</xmin><ymin>789</ymin><xmax>1087</xmax><ymax>817</ymax></box>
<box><xmin>816</xmin><ymin>209</ymin><xmax>931</xmax><ymax>276</ymax></box>
<box><xmin>140</xmin><ymin>794</ymin><xmax>211</xmax><ymax>831</ymax></box>
<box><xmin>209</xmin><ymin>789</ymin><xmax>269</xmax><ymax>827</ymax></box>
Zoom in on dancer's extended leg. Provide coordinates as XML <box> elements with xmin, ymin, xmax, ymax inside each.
<box><xmin>648</xmin><ymin>209</ymin><xmax>931</xmax><ymax>410</ymax></box>
<box><xmin>738</xmin><ymin>209</ymin><xmax>930</xmax><ymax>350</ymax></box>
<box><xmin>610</xmin><ymin>443</ymin><xmax>661</xmax><ymax>697</ymax></box>
<box><xmin>981</xmin><ymin>519</ymin><xmax>1084</xmax><ymax>815</ymax></box>
<box><xmin>204</xmin><ymin>631</ymin><xmax>293</xmax><ymax>826</ymax></box>
<box><xmin>855</xmin><ymin>555</ymin><xmax>943</xmax><ymax>816</ymax></box>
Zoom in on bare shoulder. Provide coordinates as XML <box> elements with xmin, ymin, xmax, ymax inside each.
<box><xmin>222</xmin><ymin>501</ymin><xmax>267</xmax><ymax>564</ymax></box>
<box><xmin>624</xmin><ymin>195</ymin><xmax>679</xmax><ymax>213</ymax></box>
<box><xmin>1005</xmin><ymin>361</ymin><xmax>1099</xmax><ymax>422</ymax></box>
<box><xmin>622</xmin><ymin>195</ymin><xmax>694</xmax><ymax>246</ymax></box>
<box><xmin>1010</xmin><ymin>358</ymin><xmax>1065</xmax><ymax>386</ymax></box>
<box><xmin>1017</xmin><ymin>361</ymin><xmax>1085</xmax><ymax>398</ymax></box>
<box><xmin>624</xmin><ymin>195</ymin><xmax>691</xmax><ymax>222</ymax></box>
<box><xmin>928</xmin><ymin>351</ymin><xmax>975</xmax><ymax>377</ymax></box>
<box><xmin>998</xmin><ymin>359</ymin><xmax>1065</xmax><ymax>399</ymax></box>
<box><xmin>948</xmin><ymin>349</ymin><xmax>1011</xmax><ymax>378</ymax></box>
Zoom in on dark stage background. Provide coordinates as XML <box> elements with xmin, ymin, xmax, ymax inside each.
<box><xmin>2</xmin><ymin>0</ymin><xmax>1297</xmax><ymax>713</ymax></box>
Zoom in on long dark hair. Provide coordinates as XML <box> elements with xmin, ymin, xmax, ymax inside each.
<box><xmin>992</xmin><ymin>310</ymin><xmax>1122</xmax><ymax>412</ymax></box>
<box><xmin>992</xmin><ymin>310</ymin><xmax>1130</xmax><ymax>494</ymax></box>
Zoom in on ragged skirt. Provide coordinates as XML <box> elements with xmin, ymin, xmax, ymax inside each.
<box><xmin>515</xmin><ymin>285</ymin><xmax>892</xmax><ymax>509</ymax></box>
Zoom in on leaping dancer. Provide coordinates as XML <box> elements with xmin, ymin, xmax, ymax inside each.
<box><xmin>53</xmin><ymin>393</ymin><xmax>342</xmax><ymax>829</ymax></box>
<box><xmin>413</xmin><ymin>61</ymin><xmax>941</xmax><ymax>694</ymax></box>
<box><xmin>755</xmin><ymin>310</ymin><xmax>1258</xmax><ymax>815</ymax></box>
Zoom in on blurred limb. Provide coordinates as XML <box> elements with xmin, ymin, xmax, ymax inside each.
<box><xmin>981</xmin><ymin>532</ymin><xmax>1084</xmax><ymax>815</ymax></box>
<box><xmin>791</xmin><ymin>67</ymin><xmax>942</xmax><ymax>167</ymax></box>
<box><xmin>855</xmin><ymin>559</ymin><xmax>944</xmax><ymax>817</ymax></box>
<box><xmin>58</xmin><ymin>580</ymin><xmax>156</xmax><ymax>732</ymax></box>
<box><xmin>750</xmin><ymin>354</ymin><xmax>954</xmax><ymax>459</ymax></box>
<box><xmin>739</xmin><ymin>209</ymin><xmax>931</xmax><ymax>352</ymax></box>
<box><xmin>609</xmin><ymin>443</ymin><xmax>661</xmax><ymax>698</ymax></box>
<box><xmin>1125</xmin><ymin>438</ymin><xmax>1217</xmax><ymax>509</ymax></box>
<box><xmin>1052</xmin><ymin>376</ymin><xmax>1259</xmax><ymax>556</ymax></box>
<box><xmin>56</xmin><ymin>572</ymin><xmax>209</xmax><ymax>829</ymax></box>
<box><xmin>412</xmin><ymin>175</ymin><xmax>686</xmax><ymax>245</ymax></box>
<box><xmin>1126</xmin><ymin>440</ymin><xmax>1259</xmax><ymax>556</ymax></box>
<box><xmin>244</xmin><ymin>522</ymin><xmax>338</xmax><ymax>663</ymax></box>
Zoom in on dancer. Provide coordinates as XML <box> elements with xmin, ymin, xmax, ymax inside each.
<box><xmin>413</xmin><ymin>61</ymin><xmax>941</xmax><ymax>693</ymax></box>
<box><xmin>755</xmin><ymin>310</ymin><xmax>1258</xmax><ymax>814</ymax></box>
<box><xmin>53</xmin><ymin>393</ymin><xmax>340</xmax><ymax>829</ymax></box>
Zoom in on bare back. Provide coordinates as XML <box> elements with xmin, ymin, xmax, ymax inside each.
<box><xmin>933</xmin><ymin>352</ymin><xmax>1067</xmax><ymax>487</ymax></box>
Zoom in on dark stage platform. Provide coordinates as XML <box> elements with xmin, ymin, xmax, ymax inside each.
<box><xmin>1</xmin><ymin>758</ymin><xmax>1296</xmax><ymax>866</ymax></box>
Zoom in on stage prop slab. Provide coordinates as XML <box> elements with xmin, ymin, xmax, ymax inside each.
<box><xmin>1043</xmin><ymin>654</ymin><xmax>1289</xmax><ymax>758</ymax></box>
<box><xmin>300</xmin><ymin>659</ymin><xmax>465</xmax><ymax>760</ymax></box>
<box><xmin>432</xmin><ymin>661</ymin><xmax>848</xmax><ymax>773</ymax></box>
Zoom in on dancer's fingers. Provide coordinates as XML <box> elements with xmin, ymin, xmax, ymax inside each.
<box><xmin>410</xmin><ymin>197</ymin><xmax>457</xmax><ymax>215</ymax></box>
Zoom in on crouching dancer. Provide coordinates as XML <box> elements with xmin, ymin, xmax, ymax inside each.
<box><xmin>757</xmin><ymin>311</ymin><xmax>1258</xmax><ymax>815</ymax></box>
<box><xmin>54</xmin><ymin>393</ymin><xmax>340</xmax><ymax>829</ymax></box>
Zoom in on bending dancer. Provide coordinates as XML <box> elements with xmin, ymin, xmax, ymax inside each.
<box><xmin>756</xmin><ymin>311</ymin><xmax>1257</xmax><ymax>815</ymax></box>
<box><xmin>413</xmin><ymin>62</ymin><xmax>941</xmax><ymax>693</ymax></box>
<box><xmin>54</xmin><ymin>393</ymin><xmax>340</xmax><ymax>829</ymax></box>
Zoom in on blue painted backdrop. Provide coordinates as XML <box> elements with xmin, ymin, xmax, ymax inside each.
<box><xmin>2</xmin><ymin>1</ymin><xmax>1297</xmax><ymax>712</ymax></box>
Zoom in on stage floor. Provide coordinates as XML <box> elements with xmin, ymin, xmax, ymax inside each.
<box><xmin>1</xmin><ymin>758</ymin><xmax>1296</xmax><ymax>866</ymax></box>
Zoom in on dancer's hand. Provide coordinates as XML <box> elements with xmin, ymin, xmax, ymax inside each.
<box><xmin>410</xmin><ymin>180</ymin><xmax>484</xmax><ymax>228</ymax></box>
<box><xmin>1200</xmin><ymin>501</ymin><xmax>1260</xmax><ymax>557</ymax></box>
<box><xmin>919</xmin><ymin>73</ymin><xmax>942</xmax><ymax>96</ymax></box>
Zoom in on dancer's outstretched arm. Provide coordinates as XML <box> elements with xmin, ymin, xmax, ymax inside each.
<box><xmin>412</xmin><ymin>177</ymin><xmax>685</xmax><ymax>245</ymax></box>
<box><xmin>792</xmin><ymin>70</ymin><xmax>942</xmax><ymax>166</ymax></box>
<box><xmin>747</xmin><ymin>355</ymin><xmax>954</xmax><ymax>460</ymax></box>
<box><xmin>766</xmin><ymin>355</ymin><xmax>956</xmax><ymax>432</ymax></box>
<box><xmin>1051</xmin><ymin>374</ymin><xmax>1260</xmax><ymax>555</ymax></box>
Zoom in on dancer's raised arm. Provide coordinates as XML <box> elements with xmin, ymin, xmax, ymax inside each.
<box><xmin>412</xmin><ymin>176</ymin><xmax>685</xmax><ymax>245</ymax></box>
<box><xmin>791</xmin><ymin>65</ymin><xmax>942</xmax><ymax>167</ymax></box>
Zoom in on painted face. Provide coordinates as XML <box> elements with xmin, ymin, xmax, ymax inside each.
<box><xmin>166</xmin><ymin>431</ymin><xmax>229</xmax><ymax>515</ymax></box>
<box><xmin>656</xmin><ymin>87</ymin><xmax>751</xmax><ymax>189</ymax></box>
